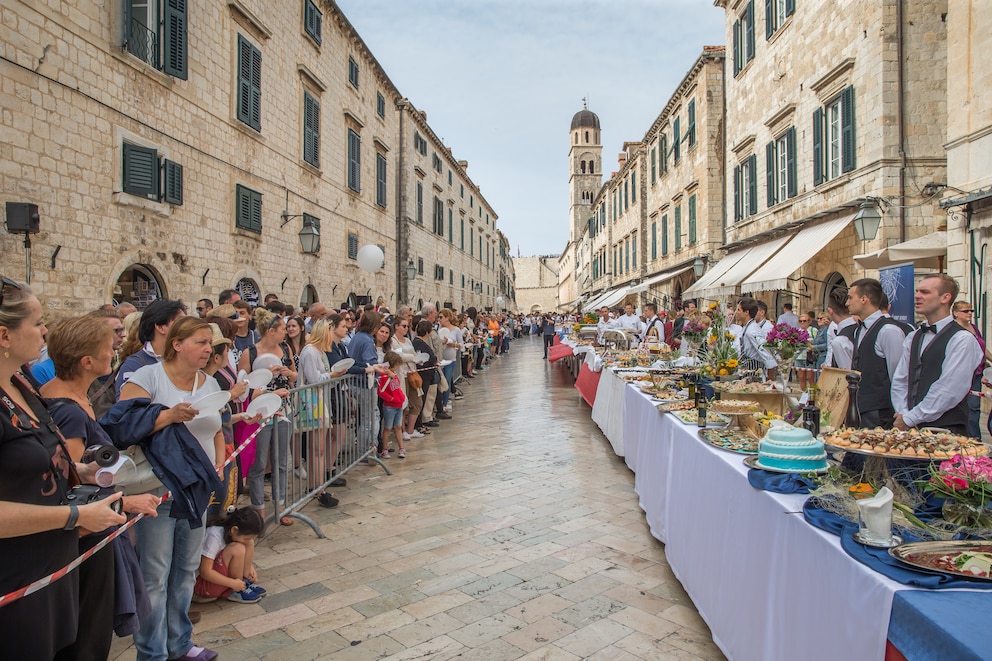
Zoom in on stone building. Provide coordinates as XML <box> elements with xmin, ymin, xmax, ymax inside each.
<box><xmin>694</xmin><ymin>0</ymin><xmax>948</xmax><ymax>317</ymax></box>
<box><xmin>512</xmin><ymin>256</ymin><xmax>559</xmax><ymax>314</ymax></box>
<box><xmin>0</xmin><ymin>0</ymin><xmax>509</xmax><ymax>314</ymax></box>
<box><xmin>942</xmin><ymin>0</ymin><xmax>992</xmax><ymax>338</ymax></box>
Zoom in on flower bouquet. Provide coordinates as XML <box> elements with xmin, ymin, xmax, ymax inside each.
<box><xmin>922</xmin><ymin>454</ymin><xmax>992</xmax><ymax>528</ymax></box>
<box><xmin>702</xmin><ymin>303</ymin><xmax>740</xmax><ymax>379</ymax></box>
<box><xmin>763</xmin><ymin>323</ymin><xmax>810</xmax><ymax>392</ymax></box>
<box><xmin>681</xmin><ymin>316</ymin><xmax>708</xmax><ymax>362</ymax></box>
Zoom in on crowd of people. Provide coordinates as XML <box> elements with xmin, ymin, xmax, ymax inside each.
<box><xmin>0</xmin><ymin>278</ymin><xmax>522</xmax><ymax>660</ymax></box>
<box><xmin>578</xmin><ymin>274</ymin><xmax>992</xmax><ymax>440</ymax></box>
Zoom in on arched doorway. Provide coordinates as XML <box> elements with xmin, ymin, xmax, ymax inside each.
<box><xmin>300</xmin><ymin>284</ymin><xmax>318</xmax><ymax>309</ymax></box>
<box><xmin>236</xmin><ymin>278</ymin><xmax>260</xmax><ymax>307</ymax></box>
<box><xmin>823</xmin><ymin>272</ymin><xmax>847</xmax><ymax>311</ymax></box>
<box><xmin>114</xmin><ymin>264</ymin><xmax>166</xmax><ymax>310</ymax></box>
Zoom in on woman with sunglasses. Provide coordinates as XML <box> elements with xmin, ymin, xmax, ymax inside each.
<box><xmin>0</xmin><ymin>279</ymin><xmax>126</xmax><ymax>659</ymax></box>
<box><xmin>794</xmin><ymin>314</ymin><xmax>817</xmax><ymax>391</ymax></box>
<box><xmin>390</xmin><ymin>317</ymin><xmax>421</xmax><ymax>439</ymax></box>
<box><xmin>953</xmin><ymin>301</ymin><xmax>987</xmax><ymax>439</ymax></box>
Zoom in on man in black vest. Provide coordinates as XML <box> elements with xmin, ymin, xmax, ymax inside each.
<box><xmin>837</xmin><ymin>278</ymin><xmax>910</xmax><ymax>428</ymax></box>
<box><xmin>891</xmin><ymin>274</ymin><xmax>983</xmax><ymax>434</ymax></box>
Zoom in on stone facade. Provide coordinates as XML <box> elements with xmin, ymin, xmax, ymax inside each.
<box><xmin>943</xmin><ymin>0</ymin><xmax>992</xmax><ymax>338</ymax></box>
<box><xmin>715</xmin><ymin>0</ymin><xmax>947</xmax><ymax>316</ymax></box>
<box><xmin>0</xmin><ymin>0</ymin><xmax>510</xmax><ymax>314</ymax></box>
<box><xmin>512</xmin><ymin>256</ymin><xmax>559</xmax><ymax>314</ymax></box>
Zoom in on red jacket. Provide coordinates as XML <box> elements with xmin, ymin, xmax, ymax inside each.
<box><xmin>377</xmin><ymin>373</ymin><xmax>406</xmax><ymax>408</ymax></box>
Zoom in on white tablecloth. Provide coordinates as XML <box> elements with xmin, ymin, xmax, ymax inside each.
<box><xmin>591</xmin><ymin>367</ymin><xmax>628</xmax><ymax>456</ymax></box>
<box><xmin>617</xmin><ymin>379</ymin><xmax>905</xmax><ymax>661</ymax></box>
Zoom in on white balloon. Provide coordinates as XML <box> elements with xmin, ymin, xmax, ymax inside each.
<box><xmin>356</xmin><ymin>244</ymin><xmax>385</xmax><ymax>272</ymax></box>
<box><xmin>496</xmin><ymin>296</ymin><xmax>505</xmax><ymax>306</ymax></box>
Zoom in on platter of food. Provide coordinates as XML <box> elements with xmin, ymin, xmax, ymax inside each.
<box><xmin>699</xmin><ymin>427</ymin><xmax>758</xmax><ymax>454</ymax></box>
<box><xmin>822</xmin><ymin>427</ymin><xmax>988</xmax><ymax>460</ymax></box>
<box><xmin>672</xmin><ymin>409</ymin><xmax>729</xmax><ymax>425</ymax></box>
<box><xmin>889</xmin><ymin>541</ymin><xmax>992</xmax><ymax>582</ymax></box>
<box><xmin>709</xmin><ymin>399</ymin><xmax>761</xmax><ymax>415</ymax></box>
<box><xmin>656</xmin><ymin>400</ymin><xmax>696</xmax><ymax>413</ymax></box>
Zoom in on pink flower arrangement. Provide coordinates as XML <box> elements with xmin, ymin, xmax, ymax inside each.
<box><xmin>763</xmin><ymin>323</ymin><xmax>811</xmax><ymax>360</ymax></box>
<box><xmin>923</xmin><ymin>454</ymin><xmax>992</xmax><ymax>510</ymax></box>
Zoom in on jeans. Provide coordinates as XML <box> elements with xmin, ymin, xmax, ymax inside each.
<box><xmin>249</xmin><ymin>418</ymin><xmax>290</xmax><ymax>511</ymax></box>
<box><xmin>441</xmin><ymin>361</ymin><xmax>457</xmax><ymax>407</ymax></box>
<box><xmin>382</xmin><ymin>405</ymin><xmax>403</xmax><ymax>430</ymax></box>
<box><xmin>133</xmin><ymin>501</ymin><xmax>205</xmax><ymax>661</ymax></box>
<box><xmin>968</xmin><ymin>373</ymin><xmax>982</xmax><ymax>439</ymax></box>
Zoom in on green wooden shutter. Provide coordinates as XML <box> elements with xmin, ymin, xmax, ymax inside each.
<box><xmin>651</xmin><ymin>147</ymin><xmax>657</xmax><ymax>183</ymax></box>
<box><xmin>673</xmin><ymin>117</ymin><xmax>681</xmax><ymax>162</ymax></box>
<box><xmin>163</xmin><ymin>159</ymin><xmax>183</xmax><ymax>205</ymax></box>
<box><xmin>163</xmin><ymin>0</ymin><xmax>188</xmax><ymax>79</ymax></box>
<box><xmin>688</xmin><ymin>100</ymin><xmax>696</xmax><ymax>147</ymax></box>
<box><xmin>747</xmin><ymin>154</ymin><xmax>758</xmax><ymax>215</ymax></box>
<box><xmin>766</xmin><ymin>141</ymin><xmax>776</xmax><ymax>207</ymax></box>
<box><xmin>786</xmin><ymin>126</ymin><xmax>797</xmax><ymax>198</ymax></box>
<box><xmin>785</xmin><ymin>0</ymin><xmax>795</xmax><ymax>17</ymax></box>
<box><xmin>249</xmin><ymin>42</ymin><xmax>262</xmax><ymax>130</ymax></box>
<box><xmin>376</xmin><ymin>153</ymin><xmax>387</xmax><ymax>207</ymax></box>
<box><xmin>841</xmin><ymin>85</ymin><xmax>856</xmax><ymax>173</ymax></box>
<box><xmin>305</xmin><ymin>0</ymin><xmax>322</xmax><ymax>45</ymax></box>
<box><xmin>631</xmin><ymin>172</ymin><xmax>636</xmax><ymax>203</ymax></box>
<box><xmin>813</xmin><ymin>107</ymin><xmax>824</xmax><ymax>185</ymax></box>
<box><xmin>765</xmin><ymin>0</ymin><xmax>774</xmax><ymax>39</ymax></box>
<box><xmin>348</xmin><ymin>233</ymin><xmax>358</xmax><ymax>259</ymax></box>
<box><xmin>236</xmin><ymin>185</ymin><xmax>249</xmax><ymax>230</ymax></box>
<box><xmin>237</xmin><ymin>35</ymin><xmax>261</xmax><ymax>131</ymax></box>
<box><xmin>250</xmin><ymin>189</ymin><xmax>262</xmax><ymax>232</ymax></box>
<box><xmin>733</xmin><ymin>19</ymin><xmax>741</xmax><ymax>75</ymax></box>
<box><xmin>745</xmin><ymin>1</ymin><xmax>755</xmax><ymax>63</ymax></box>
<box><xmin>448</xmin><ymin>209</ymin><xmax>453</xmax><ymax>243</ymax></box>
<box><xmin>660</xmin><ymin>135</ymin><xmax>668</xmax><ymax>174</ymax></box>
<box><xmin>688</xmin><ymin>195</ymin><xmax>697</xmax><ymax>244</ymax></box>
<box><xmin>123</xmin><ymin>143</ymin><xmax>159</xmax><ymax>199</ymax></box>
<box><xmin>347</xmin><ymin>129</ymin><xmax>360</xmax><ymax>191</ymax></box>
<box><xmin>303</xmin><ymin>92</ymin><xmax>319</xmax><ymax>167</ymax></box>
<box><xmin>733</xmin><ymin>164</ymin><xmax>741</xmax><ymax>220</ymax></box>
<box><xmin>675</xmin><ymin>207</ymin><xmax>682</xmax><ymax>250</ymax></box>
<box><xmin>651</xmin><ymin>222</ymin><xmax>657</xmax><ymax>260</ymax></box>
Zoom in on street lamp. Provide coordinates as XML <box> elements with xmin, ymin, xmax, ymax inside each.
<box><xmin>405</xmin><ymin>259</ymin><xmax>417</xmax><ymax>281</ymax></box>
<box><xmin>693</xmin><ymin>256</ymin><xmax>706</xmax><ymax>278</ymax></box>
<box><xmin>298</xmin><ymin>221</ymin><xmax>319</xmax><ymax>254</ymax></box>
<box><xmin>853</xmin><ymin>200</ymin><xmax>884</xmax><ymax>242</ymax></box>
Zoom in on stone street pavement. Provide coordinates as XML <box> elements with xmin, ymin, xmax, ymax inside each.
<box><xmin>111</xmin><ymin>335</ymin><xmax>724</xmax><ymax>660</ymax></box>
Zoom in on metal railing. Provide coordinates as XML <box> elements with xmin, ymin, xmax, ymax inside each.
<box><xmin>263</xmin><ymin>373</ymin><xmax>389</xmax><ymax>537</ymax></box>
<box><xmin>124</xmin><ymin>16</ymin><xmax>158</xmax><ymax>69</ymax></box>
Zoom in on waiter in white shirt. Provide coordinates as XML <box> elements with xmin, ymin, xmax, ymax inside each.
<box><xmin>891</xmin><ymin>274</ymin><xmax>983</xmax><ymax>434</ymax></box>
<box><xmin>641</xmin><ymin>303</ymin><xmax>665</xmax><ymax>347</ymax></box>
<box><xmin>823</xmin><ymin>288</ymin><xmax>856</xmax><ymax>368</ymax></box>
<box><xmin>616</xmin><ymin>303</ymin><xmax>645</xmax><ymax>340</ymax></box>
<box><xmin>735</xmin><ymin>297</ymin><xmax>777</xmax><ymax>381</ymax></box>
<box><xmin>596</xmin><ymin>306</ymin><xmax>615</xmax><ymax>345</ymax></box>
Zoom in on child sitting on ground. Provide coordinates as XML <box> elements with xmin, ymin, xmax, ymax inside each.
<box><xmin>193</xmin><ymin>507</ymin><xmax>267</xmax><ymax>604</ymax></box>
<box><xmin>378</xmin><ymin>351</ymin><xmax>407</xmax><ymax>459</ymax></box>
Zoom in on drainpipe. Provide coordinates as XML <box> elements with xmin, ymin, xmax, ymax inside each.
<box><xmin>896</xmin><ymin>0</ymin><xmax>906</xmax><ymax>242</ymax></box>
<box><xmin>396</xmin><ymin>99</ymin><xmax>408</xmax><ymax>304</ymax></box>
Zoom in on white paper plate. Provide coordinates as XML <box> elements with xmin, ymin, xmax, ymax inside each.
<box><xmin>252</xmin><ymin>354</ymin><xmax>281</xmax><ymax>371</ymax></box>
<box><xmin>439</xmin><ymin>359</ymin><xmax>454</xmax><ymax>367</ymax></box>
<box><xmin>186</xmin><ymin>390</ymin><xmax>231</xmax><ymax>418</ymax></box>
<box><xmin>246</xmin><ymin>368</ymin><xmax>272</xmax><ymax>390</ymax></box>
<box><xmin>414</xmin><ymin>352</ymin><xmax>430</xmax><ymax>363</ymax></box>
<box><xmin>332</xmin><ymin>358</ymin><xmax>355</xmax><ymax>373</ymax></box>
<box><xmin>438</xmin><ymin>327</ymin><xmax>451</xmax><ymax>341</ymax></box>
<box><xmin>246</xmin><ymin>392</ymin><xmax>282</xmax><ymax>418</ymax></box>
<box><xmin>237</xmin><ymin>369</ymin><xmax>248</xmax><ymax>383</ymax></box>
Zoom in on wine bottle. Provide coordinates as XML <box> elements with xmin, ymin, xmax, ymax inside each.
<box><xmin>844</xmin><ymin>373</ymin><xmax>862</xmax><ymax>428</ymax></box>
<box><xmin>803</xmin><ymin>386</ymin><xmax>821</xmax><ymax>437</ymax></box>
<box><xmin>687</xmin><ymin>374</ymin><xmax>696</xmax><ymax>401</ymax></box>
<box><xmin>697</xmin><ymin>392</ymin><xmax>708</xmax><ymax>428</ymax></box>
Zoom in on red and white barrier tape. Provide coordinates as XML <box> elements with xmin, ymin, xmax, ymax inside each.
<box><xmin>970</xmin><ymin>390</ymin><xmax>992</xmax><ymax>399</ymax></box>
<box><xmin>0</xmin><ymin>412</ymin><xmax>274</xmax><ymax>609</ymax></box>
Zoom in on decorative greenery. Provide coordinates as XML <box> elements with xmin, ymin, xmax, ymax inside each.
<box><xmin>763</xmin><ymin>323</ymin><xmax>811</xmax><ymax>361</ymax></box>
<box><xmin>921</xmin><ymin>454</ymin><xmax>992</xmax><ymax>527</ymax></box>
<box><xmin>699</xmin><ymin>302</ymin><xmax>739</xmax><ymax>378</ymax></box>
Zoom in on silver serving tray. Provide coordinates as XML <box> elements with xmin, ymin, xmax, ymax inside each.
<box><xmin>889</xmin><ymin>540</ymin><xmax>992</xmax><ymax>582</ymax></box>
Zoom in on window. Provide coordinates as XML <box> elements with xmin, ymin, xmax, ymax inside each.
<box><xmin>417</xmin><ymin>257</ymin><xmax>423</xmax><ymax>275</ymax></box>
<box><xmin>814</xmin><ymin>86</ymin><xmax>856</xmax><ymax>184</ymax></box>
<box><xmin>303</xmin><ymin>92</ymin><xmax>320</xmax><ymax>168</ymax></box>
<box><xmin>462</xmin><ymin>274</ymin><xmax>466</xmax><ymax>288</ymax></box>
<box><xmin>687</xmin><ymin>100</ymin><xmax>696</xmax><ymax>148</ymax></box>
<box><xmin>449</xmin><ymin>270</ymin><xmax>453</xmax><ymax>285</ymax></box>
<box><xmin>348</xmin><ymin>56</ymin><xmax>359</xmax><ymax>88</ymax></box>
<box><xmin>347</xmin><ymin>129</ymin><xmax>360</xmax><ymax>192</ymax></box>
<box><xmin>376</xmin><ymin>92</ymin><xmax>385</xmax><ymax>119</ymax></box>
<box><xmin>766</xmin><ymin>126</ymin><xmax>797</xmax><ymax>206</ymax></box>
<box><xmin>675</xmin><ymin>205</ymin><xmax>682</xmax><ymax>250</ymax></box>
<box><xmin>460</xmin><ymin>218</ymin><xmax>464</xmax><ymax>249</ymax></box>
<box><xmin>631</xmin><ymin>232</ymin><xmax>637</xmax><ymax>268</ymax></box>
<box><xmin>766</xmin><ymin>0</ymin><xmax>795</xmax><ymax>39</ymax></box>
<box><xmin>236</xmin><ymin>184</ymin><xmax>262</xmax><ymax>233</ymax></box>
<box><xmin>631</xmin><ymin>172</ymin><xmax>636</xmax><ymax>203</ymax></box>
<box><xmin>433</xmin><ymin>196</ymin><xmax>444</xmax><ymax>236</ymax></box>
<box><xmin>733</xmin><ymin>0</ymin><xmax>756</xmax><ymax>76</ymax></box>
<box><xmin>688</xmin><ymin>195</ymin><xmax>697</xmax><ymax>244</ymax></box>
<box><xmin>673</xmin><ymin>117</ymin><xmax>681</xmax><ymax>163</ymax></box>
<box><xmin>448</xmin><ymin>170</ymin><xmax>453</xmax><ymax>186</ymax></box>
<box><xmin>460</xmin><ymin>184</ymin><xmax>464</xmax><ymax>198</ymax></box>
<box><xmin>304</xmin><ymin>0</ymin><xmax>322</xmax><ymax>45</ymax></box>
<box><xmin>236</xmin><ymin>34</ymin><xmax>262</xmax><ymax>131</ymax></box>
<box><xmin>470</xmin><ymin>195</ymin><xmax>474</xmax><ymax>209</ymax></box>
<box><xmin>434</xmin><ymin>264</ymin><xmax>445</xmax><ymax>281</ymax></box>
<box><xmin>123</xmin><ymin>0</ymin><xmax>187</xmax><ymax>79</ymax></box>
<box><xmin>413</xmin><ymin>132</ymin><xmax>427</xmax><ymax>156</ymax></box>
<box><xmin>375</xmin><ymin>152</ymin><xmax>387</xmax><ymax>208</ymax></box>
<box><xmin>432</xmin><ymin>153</ymin><xmax>442</xmax><ymax>173</ymax></box>
<box><xmin>660</xmin><ymin>134</ymin><xmax>669</xmax><ymax>175</ymax></box>
<box><xmin>448</xmin><ymin>209</ymin><xmax>453</xmax><ymax>243</ymax></box>
<box><xmin>416</xmin><ymin>182</ymin><xmax>423</xmax><ymax>224</ymax></box>
<box><xmin>662</xmin><ymin>214</ymin><xmax>669</xmax><ymax>256</ymax></box>
<box><xmin>651</xmin><ymin>146</ymin><xmax>657</xmax><ymax>184</ymax></box>
<box><xmin>651</xmin><ymin>221</ymin><xmax>657</xmax><ymax>259</ymax></box>
<box><xmin>347</xmin><ymin>233</ymin><xmax>359</xmax><ymax>259</ymax></box>
<box><xmin>734</xmin><ymin>154</ymin><xmax>758</xmax><ymax>221</ymax></box>
<box><xmin>122</xmin><ymin>143</ymin><xmax>183</xmax><ymax>204</ymax></box>
<box><xmin>470</xmin><ymin>227</ymin><xmax>474</xmax><ymax>256</ymax></box>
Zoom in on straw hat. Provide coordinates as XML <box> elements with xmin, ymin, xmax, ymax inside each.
<box><xmin>208</xmin><ymin>323</ymin><xmax>231</xmax><ymax>347</ymax></box>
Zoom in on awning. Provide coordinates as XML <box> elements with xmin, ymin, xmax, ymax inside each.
<box><xmin>704</xmin><ymin>235</ymin><xmax>792</xmax><ymax>298</ymax></box>
<box><xmin>741</xmin><ymin>214</ymin><xmax>853</xmax><ymax>292</ymax></box>
<box><xmin>854</xmin><ymin>231</ymin><xmax>946</xmax><ymax>270</ymax></box>
<box><xmin>582</xmin><ymin>289</ymin><xmax>612</xmax><ymax>312</ymax></box>
<box><xmin>682</xmin><ymin>251</ymin><xmax>750</xmax><ymax>299</ymax></box>
<box><xmin>583</xmin><ymin>284</ymin><xmax>632</xmax><ymax>312</ymax></box>
<box><xmin>628</xmin><ymin>265</ymin><xmax>694</xmax><ymax>294</ymax></box>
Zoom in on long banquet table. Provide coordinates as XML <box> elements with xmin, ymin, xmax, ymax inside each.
<box><xmin>589</xmin><ymin>365</ymin><xmax>985</xmax><ymax>661</ymax></box>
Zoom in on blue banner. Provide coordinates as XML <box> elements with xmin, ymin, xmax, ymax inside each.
<box><xmin>879</xmin><ymin>263</ymin><xmax>914</xmax><ymax>325</ymax></box>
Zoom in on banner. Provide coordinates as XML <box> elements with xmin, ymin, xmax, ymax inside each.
<box><xmin>879</xmin><ymin>262</ymin><xmax>914</xmax><ymax>325</ymax></box>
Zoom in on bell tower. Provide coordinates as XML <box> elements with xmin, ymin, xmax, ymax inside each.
<box><xmin>568</xmin><ymin>101</ymin><xmax>602</xmax><ymax>244</ymax></box>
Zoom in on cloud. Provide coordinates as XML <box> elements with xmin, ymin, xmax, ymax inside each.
<box><xmin>338</xmin><ymin>0</ymin><xmax>725</xmax><ymax>255</ymax></box>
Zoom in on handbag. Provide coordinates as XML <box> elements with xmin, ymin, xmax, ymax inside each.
<box><xmin>296</xmin><ymin>387</ymin><xmax>324</xmax><ymax>431</ymax></box>
<box><xmin>120</xmin><ymin>443</ymin><xmax>164</xmax><ymax>495</ymax></box>
<box><xmin>438</xmin><ymin>368</ymin><xmax>449</xmax><ymax>393</ymax></box>
<box><xmin>407</xmin><ymin>370</ymin><xmax>423</xmax><ymax>389</ymax></box>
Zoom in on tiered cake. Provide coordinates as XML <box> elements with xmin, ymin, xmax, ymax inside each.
<box><xmin>757</xmin><ymin>427</ymin><xmax>827</xmax><ymax>472</ymax></box>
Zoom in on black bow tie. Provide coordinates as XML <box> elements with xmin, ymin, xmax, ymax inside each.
<box><xmin>922</xmin><ymin>323</ymin><xmax>938</xmax><ymax>334</ymax></box>
<box><xmin>857</xmin><ymin>320</ymin><xmax>866</xmax><ymax>328</ymax></box>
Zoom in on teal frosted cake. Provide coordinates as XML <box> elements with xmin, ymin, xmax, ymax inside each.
<box><xmin>757</xmin><ymin>427</ymin><xmax>827</xmax><ymax>472</ymax></box>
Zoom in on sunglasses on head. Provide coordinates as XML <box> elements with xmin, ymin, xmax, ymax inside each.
<box><xmin>0</xmin><ymin>276</ymin><xmax>22</xmax><ymax>309</ymax></box>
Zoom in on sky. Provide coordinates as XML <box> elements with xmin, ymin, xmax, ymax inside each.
<box><xmin>337</xmin><ymin>0</ymin><xmax>726</xmax><ymax>258</ymax></box>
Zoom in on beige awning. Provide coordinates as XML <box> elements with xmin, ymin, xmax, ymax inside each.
<box><xmin>854</xmin><ymin>231</ymin><xmax>946</xmax><ymax>270</ymax></box>
<box><xmin>583</xmin><ymin>284</ymin><xmax>633</xmax><ymax>312</ymax></box>
<box><xmin>628</xmin><ymin>265</ymin><xmax>694</xmax><ymax>294</ymax></box>
<box><xmin>705</xmin><ymin>235</ymin><xmax>792</xmax><ymax>298</ymax></box>
<box><xmin>682</xmin><ymin>251</ymin><xmax>750</xmax><ymax>299</ymax></box>
<box><xmin>741</xmin><ymin>214</ymin><xmax>853</xmax><ymax>292</ymax></box>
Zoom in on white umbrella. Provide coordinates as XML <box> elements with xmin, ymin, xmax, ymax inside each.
<box><xmin>854</xmin><ymin>231</ymin><xmax>946</xmax><ymax>270</ymax></box>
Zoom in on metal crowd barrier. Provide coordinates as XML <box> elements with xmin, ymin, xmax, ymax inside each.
<box><xmin>264</xmin><ymin>373</ymin><xmax>389</xmax><ymax>538</ymax></box>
